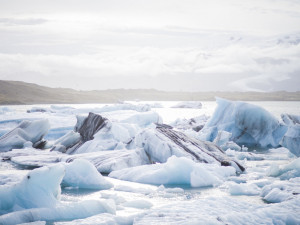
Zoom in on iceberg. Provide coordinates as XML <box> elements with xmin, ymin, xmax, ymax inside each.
<box><xmin>0</xmin><ymin>164</ymin><xmax>64</xmax><ymax>212</ymax></box>
<box><xmin>136</xmin><ymin>124</ymin><xmax>245</xmax><ymax>172</ymax></box>
<box><xmin>281</xmin><ymin>114</ymin><xmax>300</xmax><ymax>126</ymax></box>
<box><xmin>200</xmin><ymin>98</ymin><xmax>287</xmax><ymax>148</ymax></box>
<box><xmin>62</xmin><ymin>159</ymin><xmax>113</xmax><ymax>189</ymax></box>
<box><xmin>0</xmin><ymin>119</ymin><xmax>50</xmax><ymax>152</ymax></box>
<box><xmin>109</xmin><ymin>156</ymin><xmax>236</xmax><ymax>187</ymax></box>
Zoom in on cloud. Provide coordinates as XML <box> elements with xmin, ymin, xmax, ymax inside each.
<box><xmin>0</xmin><ymin>18</ymin><xmax>47</xmax><ymax>26</ymax></box>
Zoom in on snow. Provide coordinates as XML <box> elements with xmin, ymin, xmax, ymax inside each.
<box><xmin>171</xmin><ymin>101</ymin><xmax>202</xmax><ymax>109</ymax></box>
<box><xmin>0</xmin><ymin>119</ymin><xmax>50</xmax><ymax>152</ymax></box>
<box><xmin>109</xmin><ymin>156</ymin><xmax>236</xmax><ymax>187</ymax></box>
<box><xmin>200</xmin><ymin>98</ymin><xmax>288</xmax><ymax>148</ymax></box>
<box><xmin>62</xmin><ymin>159</ymin><xmax>113</xmax><ymax>190</ymax></box>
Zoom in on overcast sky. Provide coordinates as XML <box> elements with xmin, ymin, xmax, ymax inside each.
<box><xmin>0</xmin><ymin>0</ymin><xmax>299</xmax><ymax>92</ymax></box>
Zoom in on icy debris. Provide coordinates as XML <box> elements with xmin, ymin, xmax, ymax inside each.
<box><xmin>109</xmin><ymin>156</ymin><xmax>236</xmax><ymax>187</ymax></box>
<box><xmin>122</xmin><ymin>200</ymin><xmax>153</xmax><ymax>209</ymax></box>
<box><xmin>267</xmin><ymin>158</ymin><xmax>300</xmax><ymax>179</ymax></box>
<box><xmin>64</xmin><ymin>148</ymin><xmax>150</xmax><ymax>173</ymax></box>
<box><xmin>226</xmin><ymin>149</ymin><xmax>264</xmax><ymax>161</ymax></box>
<box><xmin>96</xmin><ymin>103</ymin><xmax>151</xmax><ymax>113</ymax></box>
<box><xmin>227</xmin><ymin>182</ymin><xmax>260</xmax><ymax>196</ymax></box>
<box><xmin>62</xmin><ymin>159</ymin><xmax>113</xmax><ymax>190</ymax></box>
<box><xmin>27</xmin><ymin>107</ymin><xmax>53</xmax><ymax>113</ymax></box>
<box><xmin>51</xmin><ymin>131</ymin><xmax>81</xmax><ymax>153</ymax></box>
<box><xmin>281</xmin><ymin>114</ymin><xmax>300</xmax><ymax>126</ymax></box>
<box><xmin>134</xmin><ymin>195</ymin><xmax>300</xmax><ymax>225</ymax></box>
<box><xmin>0</xmin><ymin>200</ymin><xmax>116</xmax><ymax>225</ymax></box>
<box><xmin>200</xmin><ymin>98</ymin><xmax>287</xmax><ymax>148</ymax></box>
<box><xmin>136</xmin><ymin>124</ymin><xmax>245</xmax><ymax>172</ymax></box>
<box><xmin>120</xmin><ymin>111</ymin><xmax>162</xmax><ymax>127</ymax></box>
<box><xmin>170</xmin><ymin>115</ymin><xmax>209</xmax><ymax>131</ymax></box>
<box><xmin>171</xmin><ymin>101</ymin><xmax>202</xmax><ymax>109</ymax></box>
<box><xmin>0</xmin><ymin>107</ymin><xmax>13</xmax><ymax>114</ymax></box>
<box><xmin>0</xmin><ymin>164</ymin><xmax>64</xmax><ymax>212</ymax></box>
<box><xmin>0</xmin><ymin>119</ymin><xmax>50</xmax><ymax>152</ymax></box>
<box><xmin>261</xmin><ymin>179</ymin><xmax>300</xmax><ymax>203</ymax></box>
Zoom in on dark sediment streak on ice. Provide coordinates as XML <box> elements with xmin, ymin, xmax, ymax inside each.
<box><xmin>155</xmin><ymin>124</ymin><xmax>245</xmax><ymax>171</ymax></box>
<box><xmin>65</xmin><ymin>112</ymin><xmax>108</xmax><ymax>154</ymax></box>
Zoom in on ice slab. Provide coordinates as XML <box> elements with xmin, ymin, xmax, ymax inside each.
<box><xmin>0</xmin><ymin>119</ymin><xmax>50</xmax><ymax>152</ymax></box>
<box><xmin>62</xmin><ymin>159</ymin><xmax>113</xmax><ymax>190</ymax></box>
<box><xmin>136</xmin><ymin>124</ymin><xmax>245</xmax><ymax>172</ymax></box>
<box><xmin>109</xmin><ymin>156</ymin><xmax>236</xmax><ymax>187</ymax></box>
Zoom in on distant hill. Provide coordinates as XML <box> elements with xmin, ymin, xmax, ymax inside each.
<box><xmin>0</xmin><ymin>80</ymin><xmax>299</xmax><ymax>105</ymax></box>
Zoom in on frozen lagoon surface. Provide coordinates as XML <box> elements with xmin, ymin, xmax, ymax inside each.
<box><xmin>0</xmin><ymin>101</ymin><xmax>300</xmax><ymax>225</ymax></box>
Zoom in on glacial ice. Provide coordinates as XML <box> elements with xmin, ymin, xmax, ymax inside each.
<box><xmin>200</xmin><ymin>98</ymin><xmax>288</xmax><ymax>148</ymax></box>
<box><xmin>170</xmin><ymin>115</ymin><xmax>208</xmax><ymax>132</ymax></box>
<box><xmin>0</xmin><ymin>200</ymin><xmax>116</xmax><ymax>225</ymax></box>
<box><xmin>0</xmin><ymin>119</ymin><xmax>50</xmax><ymax>152</ymax></box>
<box><xmin>0</xmin><ymin>164</ymin><xmax>64</xmax><ymax>212</ymax></box>
<box><xmin>267</xmin><ymin>157</ymin><xmax>300</xmax><ymax>180</ymax></box>
<box><xmin>136</xmin><ymin>124</ymin><xmax>245</xmax><ymax>172</ymax></box>
<box><xmin>281</xmin><ymin>124</ymin><xmax>300</xmax><ymax>157</ymax></box>
<box><xmin>62</xmin><ymin>159</ymin><xmax>113</xmax><ymax>189</ymax></box>
<box><xmin>109</xmin><ymin>156</ymin><xmax>236</xmax><ymax>187</ymax></box>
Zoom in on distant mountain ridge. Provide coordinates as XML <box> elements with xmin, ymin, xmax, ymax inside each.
<box><xmin>0</xmin><ymin>80</ymin><xmax>299</xmax><ymax>105</ymax></box>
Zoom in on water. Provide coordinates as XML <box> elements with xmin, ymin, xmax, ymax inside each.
<box><xmin>0</xmin><ymin>101</ymin><xmax>299</xmax><ymax>224</ymax></box>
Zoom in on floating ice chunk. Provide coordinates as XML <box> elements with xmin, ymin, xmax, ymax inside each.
<box><xmin>213</xmin><ymin>131</ymin><xmax>232</xmax><ymax>147</ymax></box>
<box><xmin>171</xmin><ymin>101</ymin><xmax>202</xmax><ymax>109</ymax></box>
<box><xmin>263</xmin><ymin>188</ymin><xmax>293</xmax><ymax>203</ymax></box>
<box><xmin>120</xmin><ymin>111</ymin><xmax>162</xmax><ymax>127</ymax></box>
<box><xmin>200</xmin><ymin>98</ymin><xmax>287</xmax><ymax>148</ymax></box>
<box><xmin>0</xmin><ymin>164</ymin><xmax>64</xmax><ymax>212</ymax></box>
<box><xmin>227</xmin><ymin>182</ymin><xmax>260</xmax><ymax>196</ymax></box>
<box><xmin>62</xmin><ymin>159</ymin><xmax>113</xmax><ymax>190</ymax></box>
<box><xmin>51</xmin><ymin>131</ymin><xmax>81</xmax><ymax>153</ymax></box>
<box><xmin>267</xmin><ymin>158</ymin><xmax>300</xmax><ymax>179</ymax></box>
<box><xmin>96</xmin><ymin>103</ymin><xmax>151</xmax><ymax>113</ymax></box>
<box><xmin>122</xmin><ymin>200</ymin><xmax>153</xmax><ymax>209</ymax></box>
<box><xmin>109</xmin><ymin>156</ymin><xmax>236</xmax><ymax>187</ymax></box>
<box><xmin>0</xmin><ymin>107</ymin><xmax>13</xmax><ymax>114</ymax></box>
<box><xmin>170</xmin><ymin>115</ymin><xmax>209</xmax><ymax>132</ymax></box>
<box><xmin>27</xmin><ymin>107</ymin><xmax>52</xmax><ymax>113</ymax></box>
<box><xmin>136</xmin><ymin>124</ymin><xmax>245</xmax><ymax>172</ymax></box>
<box><xmin>281</xmin><ymin>124</ymin><xmax>300</xmax><ymax>157</ymax></box>
<box><xmin>0</xmin><ymin>200</ymin><xmax>115</xmax><ymax>225</ymax></box>
<box><xmin>0</xmin><ymin>119</ymin><xmax>50</xmax><ymax>152</ymax></box>
<box><xmin>54</xmin><ymin>213</ymin><xmax>116</xmax><ymax>225</ymax></box>
<box><xmin>281</xmin><ymin>114</ymin><xmax>300</xmax><ymax>126</ymax></box>
<box><xmin>261</xmin><ymin>179</ymin><xmax>300</xmax><ymax>203</ymax></box>
<box><xmin>226</xmin><ymin>149</ymin><xmax>264</xmax><ymax>161</ymax></box>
